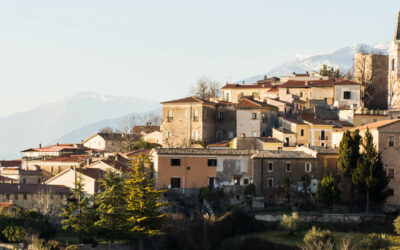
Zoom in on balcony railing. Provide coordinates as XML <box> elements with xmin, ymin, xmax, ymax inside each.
<box><xmin>167</xmin><ymin>117</ymin><xmax>173</xmax><ymax>122</ymax></box>
<box><xmin>318</xmin><ymin>136</ymin><xmax>329</xmax><ymax>140</ymax></box>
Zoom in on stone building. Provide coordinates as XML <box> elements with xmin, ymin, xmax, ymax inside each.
<box><xmin>83</xmin><ymin>133</ymin><xmax>130</xmax><ymax>152</ymax></box>
<box><xmin>236</xmin><ymin>98</ymin><xmax>279</xmax><ymax>138</ymax></box>
<box><xmin>388</xmin><ymin>11</ymin><xmax>400</xmax><ymax>111</ymax></box>
<box><xmin>354</xmin><ymin>53</ymin><xmax>388</xmax><ymax>110</ymax></box>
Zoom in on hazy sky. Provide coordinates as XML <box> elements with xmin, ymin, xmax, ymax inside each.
<box><xmin>1</xmin><ymin>0</ymin><xmax>399</xmax><ymax>117</ymax></box>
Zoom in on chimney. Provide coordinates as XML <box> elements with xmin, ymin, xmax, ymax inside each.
<box><xmin>292</xmin><ymin>72</ymin><xmax>296</xmax><ymax>76</ymax></box>
<box><xmin>39</xmin><ymin>144</ymin><xmax>42</xmax><ymax>149</ymax></box>
<box><xmin>241</xmin><ymin>133</ymin><xmax>246</xmax><ymax>138</ymax></box>
<box><xmin>305</xmin><ymin>80</ymin><xmax>309</xmax><ymax>86</ymax></box>
<box><xmin>314</xmin><ymin>106</ymin><xmax>317</xmax><ymax>119</ymax></box>
<box><xmin>264</xmin><ymin>75</ymin><xmax>267</xmax><ymax>80</ymax></box>
<box><xmin>56</xmin><ymin>143</ymin><xmax>59</xmax><ymax>146</ymax></box>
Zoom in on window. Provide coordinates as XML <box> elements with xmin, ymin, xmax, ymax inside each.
<box><xmin>389</xmin><ymin>169</ymin><xmax>395</xmax><ymax>179</ymax></box>
<box><xmin>300</xmin><ymin>129</ymin><xmax>304</xmax><ymax>136</ymax></box>
<box><xmin>393</xmin><ymin>58</ymin><xmax>396</xmax><ymax>71</ymax></box>
<box><xmin>225</xmin><ymin>92</ymin><xmax>231</xmax><ymax>102</ymax></box>
<box><xmin>305</xmin><ymin>163</ymin><xmax>312</xmax><ymax>172</ymax></box>
<box><xmin>286</xmin><ymin>88</ymin><xmax>290</xmax><ymax>94</ymax></box>
<box><xmin>234</xmin><ymin>177</ymin><xmax>241</xmax><ymax>185</ymax></box>
<box><xmin>193</xmin><ymin>110</ymin><xmax>199</xmax><ymax>121</ymax></box>
<box><xmin>23</xmin><ymin>194</ymin><xmax>27</xmax><ymax>200</ymax></box>
<box><xmin>300</xmin><ymin>92</ymin><xmax>303</xmax><ymax>97</ymax></box>
<box><xmin>209</xmin><ymin>177</ymin><xmax>216</xmax><ymax>187</ymax></box>
<box><xmin>167</xmin><ymin>110</ymin><xmax>173</xmax><ymax>122</ymax></box>
<box><xmin>235</xmin><ymin>160</ymin><xmax>240</xmax><ymax>172</ymax></box>
<box><xmin>321</xmin><ymin>142</ymin><xmax>325</xmax><ymax>147</ymax></box>
<box><xmin>286</xmin><ymin>163</ymin><xmax>291</xmax><ymax>173</ymax></box>
<box><xmin>193</xmin><ymin>131</ymin><xmax>199</xmax><ymax>140</ymax></box>
<box><xmin>268</xmin><ymin>162</ymin><xmax>273</xmax><ymax>172</ymax></box>
<box><xmin>252</xmin><ymin>113</ymin><xmax>257</xmax><ymax>119</ymax></box>
<box><xmin>171</xmin><ymin>159</ymin><xmax>181</xmax><ymax>166</ymax></box>
<box><xmin>252</xmin><ymin>131</ymin><xmax>257</xmax><ymax>137</ymax></box>
<box><xmin>268</xmin><ymin>178</ymin><xmax>273</xmax><ymax>187</ymax></box>
<box><xmin>388</xmin><ymin>189</ymin><xmax>395</xmax><ymax>196</ymax></box>
<box><xmin>38</xmin><ymin>179</ymin><xmax>41</xmax><ymax>184</ymax></box>
<box><xmin>343</xmin><ymin>91</ymin><xmax>351</xmax><ymax>99</ymax></box>
<box><xmin>170</xmin><ymin>178</ymin><xmax>181</xmax><ymax>189</ymax></box>
<box><xmin>167</xmin><ymin>131</ymin><xmax>173</xmax><ymax>137</ymax></box>
<box><xmin>22</xmin><ymin>179</ymin><xmax>26</xmax><ymax>184</ymax></box>
<box><xmin>389</xmin><ymin>136</ymin><xmax>395</xmax><ymax>147</ymax></box>
<box><xmin>320</xmin><ymin>130</ymin><xmax>325</xmax><ymax>140</ymax></box>
<box><xmin>243</xmin><ymin>179</ymin><xmax>249</xmax><ymax>185</ymax></box>
<box><xmin>228</xmin><ymin>131</ymin><xmax>234</xmax><ymax>139</ymax></box>
<box><xmin>216</xmin><ymin>131</ymin><xmax>222</xmax><ymax>140</ymax></box>
<box><xmin>218</xmin><ymin>111</ymin><xmax>224</xmax><ymax>121</ymax></box>
<box><xmin>5</xmin><ymin>194</ymin><xmax>9</xmax><ymax>200</ymax></box>
<box><xmin>208</xmin><ymin>159</ymin><xmax>217</xmax><ymax>167</ymax></box>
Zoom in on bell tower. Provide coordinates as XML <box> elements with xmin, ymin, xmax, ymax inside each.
<box><xmin>388</xmin><ymin>11</ymin><xmax>400</xmax><ymax>110</ymax></box>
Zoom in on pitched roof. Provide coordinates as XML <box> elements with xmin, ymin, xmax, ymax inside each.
<box><xmin>222</xmin><ymin>82</ymin><xmax>273</xmax><ymax>89</ymax></box>
<box><xmin>282</xmin><ymin>117</ymin><xmax>306</xmax><ymax>125</ymax></box>
<box><xmin>153</xmin><ymin>148</ymin><xmax>255</xmax><ymax>156</ymax></box>
<box><xmin>77</xmin><ymin>168</ymin><xmax>104</xmax><ymax>180</ymax></box>
<box><xmin>0</xmin><ymin>160</ymin><xmax>21</xmax><ymax>168</ymax></box>
<box><xmin>99</xmin><ymin>159</ymin><xmax>130</xmax><ymax>172</ymax></box>
<box><xmin>252</xmin><ymin>150</ymin><xmax>315</xmax><ymax>159</ymax></box>
<box><xmin>45</xmin><ymin>155</ymin><xmax>91</xmax><ymax>163</ymax></box>
<box><xmin>237</xmin><ymin>98</ymin><xmax>278</xmax><ymax>109</ymax></box>
<box><xmin>21</xmin><ymin>144</ymin><xmax>80</xmax><ymax>153</ymax></box>
<box><xmin>0</xmin><ymin>184</ymin><xmax>70</xmax><ymax>194</ymax></box>
<box><xmin>207</xmin><ymin>140</ymin><xmax>231</xmax><ymax>148</ymax></box>
<box><xmin>351</xmin><ymin>119</ymin><xmax>400</xmax><ymax>131</ymax></box>
<box><xmin>161</xmin><ymin>96</ymin><xmax>214</xmax><ymax>105</ymax></box>
<box><xmin>267</xmin><ymin>86</ymin><xmax>279</xmax><ymax>92</ymax></box>
<box><xmin>281</xmin><ymin>79</ymin><xmax>361</xmax><ymax>88</ymax></box>
<box><xmin>258</xmin><ymin>137</ymin><xmax>284</xmax><ymax>143</ymax></box>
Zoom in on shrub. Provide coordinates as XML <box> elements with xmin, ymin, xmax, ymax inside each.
<box><xmin>2</xmin><ymin>225</ymin><xmax>28</xmax><ymax>243</ymax></box>
<box><xmin>303</xmin><ymin>226</ymin><xmax>333</xmax><ymax>250</ymax></box>
<box><xmin>359</xmin><ymin>233</ymin><xmax>389</xmax><ymax>249</ymax></box>
<box><xmin>280</xmin><ymin>212</ymin><xmax>300</xmax><ymax>236</ymax></box>
<box><xmin>394</xmin><ymin>215</ymin><xmax>400</xmax><ymax>235</ymax></box>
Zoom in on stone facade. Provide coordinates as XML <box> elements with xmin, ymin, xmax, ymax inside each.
<box><xmin>388</xmin><ymin>11</ymin><xmax>400</xmax><ymax>110</ymax></box>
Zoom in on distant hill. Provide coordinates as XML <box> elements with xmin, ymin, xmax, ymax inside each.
<box><xmin>0</xmin><ymin>92</ymin><xmax>160</xmax><ymax>159</ymax></box>
<box><xmin>54</xmin><ymin>107</ymin><xmax>162</xmax><ymax>144</ymax></box>
<box><xmin>240</xmin><ymin>43</ymin><xmax>389</xmax><ymax>84</ymax></box>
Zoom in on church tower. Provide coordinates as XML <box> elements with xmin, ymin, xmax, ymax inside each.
<box><xmin>388</xmin><ymin>11</ymin><xmax>400</xmax><ymax>110</ymax></box>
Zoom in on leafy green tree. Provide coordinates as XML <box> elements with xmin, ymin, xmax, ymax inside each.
<box><xmin>352</xmin><ymin>128</ymin><xmax>389</xmax><ymax>213</ymax></box>
<box><xmin>319</xmin><ymin>64</ymin><xmax>345</xmax><ymax>78</ymax></box>
<box><xmin>318</xmin><ymin>174</ymin><xmax>341</xmax><ymax>207</ymax></box>
<box><xmin>95</xmin><ymin>171</ymin><xmax>129</xmax><ymax>242</ymax></box>
<box><xmin>125</xmin><ymin>154</ymin><xmax>165</xmax><ymax>238</ymax></box>
<box><xmin>61</xmin><ymin>174</ymin><xmax>96</xmax><ymax>242</ymax></box>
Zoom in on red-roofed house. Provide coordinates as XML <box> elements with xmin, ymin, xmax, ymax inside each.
<box><xmin>221</xmin><ymin>78</ymin><xmax>278</xmax><ymax>103</ymax></box>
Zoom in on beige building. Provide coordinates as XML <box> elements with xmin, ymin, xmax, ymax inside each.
<box><xmin>354</xmin><ymin>53</ymin><xmax>388</xmax><ymax>110</ymax></box>
<box><xmin>0</xmin><ymin>184</ymin><xmax>69</xmax><ymax>214</ymax></box>
<box><xmin>46</xmin><ymin>168</ymin><xmax>103</xmax><ymax>195</ymax></box>
<box><xmin>338</xmin><ymin>108</ymin><xmax>389</xmax><ymax>127</ymax></box>
<box><xmin>83</xmin><ymin>133</ymin><xmax>129</xmax><ymax>152</ymax></box>
<box><xmin>21</xmin><ymin>144</ymin><xmax>86</xmax><ymax>160</ymax></box>
<box><xmin>388</xmin><ymin>11</ymin><xmax>400</xmax><ymax>110</ymax></box>
<box><xmin>236</xmin><ymin>98</ymin><xmax>279</xmax><ymax>138</ymax></box>
<box><xmin>151</xmin><ymin>148</ymin><xmax>254</xmax><ymax>190</ymax></box>
<box><xmin>279</xmin><ymin>79</ymin><xmax>364</xmax><ymax>109</ymax></box>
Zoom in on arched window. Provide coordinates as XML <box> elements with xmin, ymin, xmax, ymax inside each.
<box><xmin>393</xmin><ymin>58</ymin><xmax>396</xmax><ymax>71</ymax></box>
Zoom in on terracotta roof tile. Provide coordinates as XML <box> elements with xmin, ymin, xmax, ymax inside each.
<box><xmin>0</xmin><ymin>160</ymin><xmax>21</xmax><ymax>168</ymax></box>
<box><xmin>237</xmin><ymin>98</ymin><xmax>278</xmax><ymax>109</ymax></box>
<box><xmin>161</xmin><ymin>96</ymin><xmax>215</xmax><ymax>105</ymax></box>
<box><xmin>281</xmin><ymin>79</ymin><xmax>361</xmax><ymax>88</ymax></box>
<box><xmin>351</xmin><ymin>119</ymin><xmax>400</xmax><ymax>131</ymax></box>
<box><xmin>222</xmin><ymin>82</ymin><xmax>273</xmax><ymax>89</ymax></box>
<box><xmin>45</xmin><ymin>155</ymin><xmax>91</xmax><ymax>163</ymax></box>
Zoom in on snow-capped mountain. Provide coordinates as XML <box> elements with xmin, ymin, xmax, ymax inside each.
<box><xmin>241</xmin><ymin>43</ymin><xmax>389</xmax><ymax>84</ymax></box>
<box><xmin>0</xmin><ymin>92</ymin><xmax>160</xmax><ymax>159</ymax></box>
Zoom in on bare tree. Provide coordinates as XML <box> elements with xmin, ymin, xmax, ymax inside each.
<box><xmin>34</xmin><ymin>188</ymin><xmax>60</xmax><ymax>217</ymax></box>
<box><xmin>98</xmin><ymin>126</ymin><xmax>114</xmax><ymax>134</ymax></box>
<box><xmin>140</xmin><ymin>112</ymin><xmax>162</xmax><ymax>126</ymax></box>
<box><xmin>388</xmin><ymin>73</ymin><xmax>399</xmax><ymax>109</ymax></box>
<box><xmin>190</xmin><ymin>77</ymin><xmax>221</xmax><ymax>100</ymax></box>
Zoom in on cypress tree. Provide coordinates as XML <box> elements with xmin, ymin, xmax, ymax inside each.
<box><xmin>352</xmin><ymin>128</ymin><xmax>389</xmax><ymax>213</ymax></box>
<box><xmin>94</xmin><ymin>171</ymin><xmax>129</xmax><ymax>242</ymax></box>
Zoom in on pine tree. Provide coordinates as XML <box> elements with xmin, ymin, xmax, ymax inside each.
<box><xmin>318</xmin><ymin>174</ymin><xmax>341</xmax><ymax>207</ymax></box>
<box><xmin>125</xmin><ymin>154</ymin><xmax>165</xmax><ymax>239</ymax></box>
<box><xmin>61</xmin><ymin>174</ymin><xmax>96</xmax><ymax>242</ymax></box>
<box><xmin>352</xmin><ymin>128</ymin><xmax>389</xmax><ymax>213</ymax></box>
<box><xmin>94</xmin><ymin>171</ymin><xmax>129</xmax><ymax>242</ymax></box>
<box><xmin>319</xmin><ymin>64</ymin><xmax>344</xmax><ymax>78</ymax></box>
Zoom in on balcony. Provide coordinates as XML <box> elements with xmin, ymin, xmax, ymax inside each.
<box><xmin>167</xmin><ymin>117</ymin><xmax>173</xmax><ymax>122</ymax></box>
<box><xmin>318</xmin><ymin>136</ymin><xmax>329</xmax><ymax>140</ymax></box>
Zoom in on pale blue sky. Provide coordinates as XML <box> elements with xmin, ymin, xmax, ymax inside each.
<box><xmin>0</xmin><ymin>0</ymin><xmax>399</xmax><ymax>117</ymax></box>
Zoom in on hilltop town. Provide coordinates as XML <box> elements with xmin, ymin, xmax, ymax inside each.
<box><xmin>0</xmin><ymin>9</ymin><xmax>400</xmax><ymax>250</ymax></box>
